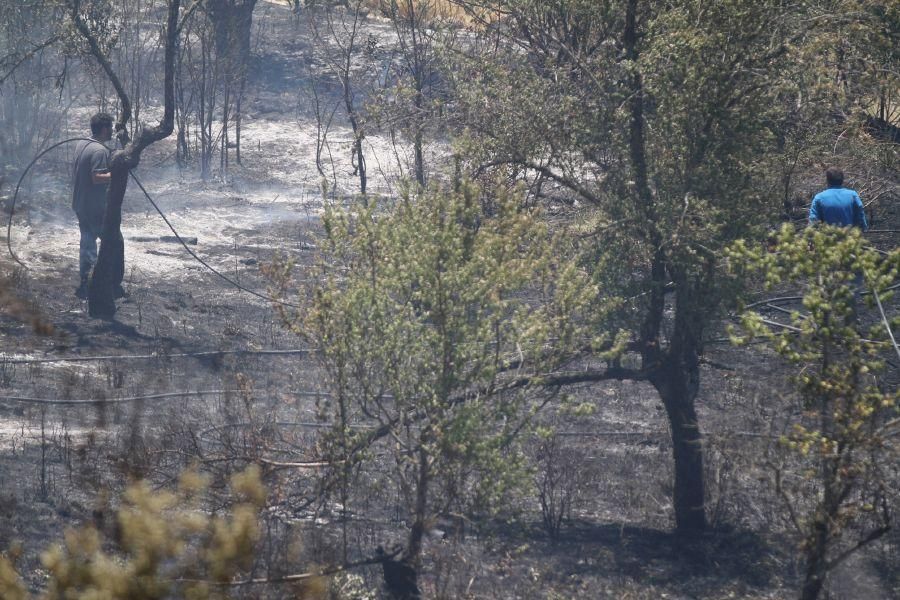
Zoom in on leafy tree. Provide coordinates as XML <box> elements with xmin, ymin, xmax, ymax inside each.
<box><xmin>810</xmin><ymin>0</ymin><xmax>899</xmax><ymax>139</ymax></box>
<box><xmin>274</xmin><ymin>182</ymin><xmax>621</xmax><ymax>577</ymax></box>
<box><xmin>450</xmin><ymin>0</ymin><xmax>815</xmax><ymax>531</ymax></box>
<box><xmin>773</xmin><ymin>0</ymin><xmax>899</xmax><ymax>222</ymax></box>
<box><xmin>730</xmin><ymin>224</ymin><xmax>899</xmax><ymax>600</ymax></box>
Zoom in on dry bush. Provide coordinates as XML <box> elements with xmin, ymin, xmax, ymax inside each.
<box><xmin>0</xmin><ymin>265</ymin><xmax>54</xmax><ymax>336</ymax></box>
<box><xmin>532</xmin><ymin>432</ymin><xmax>586</xmax><ymax>540</ymax></box>
<box><xmin>363</xmin><ymin>0</ymin><xmax>475</xmax><ymax>26</ymax></box>
<box><xmin>0</xmin><ymin>466</ymin><xmax>313</xmax><ymax>599</ymax></box>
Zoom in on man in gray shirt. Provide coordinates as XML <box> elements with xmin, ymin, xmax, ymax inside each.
<box><xmin>72</xmin><ymin>113</ymin><xmax>113</xmax><ymax>298</ymax></box>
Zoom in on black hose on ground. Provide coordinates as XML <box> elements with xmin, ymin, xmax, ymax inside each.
<box><xmin>128</xmin><ymin>171</ymin><xmax>301</xmax><ymax>308</ymax></box>
<box><xmin>4</xmin><ymin>138</ymin><xmax>301</xmax><ymax>308</ymax></box>
<box><xmin>6</xmin><ymin>137</ymin><xmax>96</xmax><ymax>269</ymax></box>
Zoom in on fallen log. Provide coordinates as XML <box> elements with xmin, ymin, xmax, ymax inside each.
<box><xmin>129</xmin><ymin>235</ymin><xmax>198</xmax><ymax>245</ymax></box>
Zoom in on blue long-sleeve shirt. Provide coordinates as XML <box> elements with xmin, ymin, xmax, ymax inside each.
<box><xmin>809</xmin><ymin>187</ymin><xmax>868</xmax><ymax>230</ymax></box>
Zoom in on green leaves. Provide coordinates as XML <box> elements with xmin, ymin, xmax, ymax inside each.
<box><xmin>731</xmin><ymin>224</ymin><xmax>899</xmax><ymax>367</ymax></box>
<box><xmin>303</xmin><ymin>181</ymin><xmax>603</xmax><ymax>517</ymax></box>
<box><xmin>730</xmin><ymin>225</ymin><xmax>899</xmax><ymax>581</ymax></box>
<box><xmin>0</xmin><ymin>466</ymin><xmax>268</xmax><ymax>599</ymax></box>
<box><xmin>317</xmin><ymin>182</ymin><xmax>583</xmax><ymax>406</ymax></box>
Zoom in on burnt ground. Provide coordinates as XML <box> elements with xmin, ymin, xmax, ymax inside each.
<box><xmin>1</xmin><ymin>1</ymin><xmax>899</xmax><ymax>598</ymax></box>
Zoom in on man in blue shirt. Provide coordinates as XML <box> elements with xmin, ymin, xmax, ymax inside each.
<box><xmin>809</xmin><ymin>167</ymin><xmax>868</xmax><ymax>230</ymax></box>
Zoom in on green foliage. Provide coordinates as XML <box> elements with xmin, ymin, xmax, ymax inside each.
<box><xmin>729</xmin><ymin>224</ymin><xmax>899</xmax><ymax>593</ymax></box>
<box><xmin>0</xmin><ymin>466</ymin><xmax>276</xmax><ymax>599</ymax></box>
<box><xmin>452</xmin><ymin>0</ymin><xmax>896</xmax><ymax>311</ymax></box>
<box><xmin>293</xmin><ymin>181</ymin><xmax>615</xmax><ymax>552</ymax></box>
<box><xmin>456</xmin><ymin>0</ymin><xmax>788</xmax><ymax>239</ymax></box>
<box><xmin>448</xmin><ymin>0</ymin><xmax>818</xmax><ymax>531</ymax></box>
<box><xmin>803</xmin><ymin>0</ymin><xmax>899</xmax><ymax>115</ymax></box>
<box><xmin>450</xmin><ymin>0</ymin><xmax>898</xmax><ymax>533</ymax></box>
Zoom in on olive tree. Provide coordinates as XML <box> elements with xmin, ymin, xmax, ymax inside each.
<box><xmin>450</xmin><ymin>0</ymin><xmax>812</xmax><ymax>532</ymax></box>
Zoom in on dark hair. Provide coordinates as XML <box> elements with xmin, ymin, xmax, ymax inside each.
<box><xmin>90</xmin><ymin>112</ymin><xmax>114</xmax><ymax>136</ymax></box>
<box><xmin>825</xmin><ymin>167</ymin><xmax>844</xmax><ymax>188</ymax></box>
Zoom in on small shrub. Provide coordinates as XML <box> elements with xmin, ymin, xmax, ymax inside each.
<box><xmin>0</xmin><ymin>465</ymin><xmax>287</xmax><ymax>599</ymax></box>
<box><xmin>533</xmin><ymin>433</ymin><xmax>585</xmax><ymax>540</ymax></box>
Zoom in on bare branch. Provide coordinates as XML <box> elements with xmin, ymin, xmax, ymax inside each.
<box><xmin>257</xmin><ymin>458</ymin><xmax>332</xmax><ymax>469</ymax></box>
<box><xmin>475</xmin><ymin>158</ymin><xmax>604</xmax><ymax>207</ymax></box>
<box><xmin>70</xmin><ymin>0</ymin><xmax>132</xmax><ymax>140</ymax></box>
<box><xmin>744</xmin><ymin>296</ymin><xmax>804</xmax><ymax>309</ymax></box>
<box><xmin>0</xmin><ymin>35</ymin><xmax>60</xmax><ymax>85</ymax></box>
<box><xmin>868</xmin><ymin>274</ymin><xmax>900</xmax><ymax>363</ymax></box>
<box><xmin>176</xmin><ymin>0</ymin><xmax>204</xmax><ymax>36</ymax></box>
<box><xmin>826</xmin><ymin>526</ymin><xmax>891</xmax><ymax>571</ymax></box>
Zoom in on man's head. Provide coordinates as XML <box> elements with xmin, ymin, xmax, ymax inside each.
<box><xmin>825</xmin><ymin>167</ymin><xmax>844</xmax><ymax>188</ymax></box>
<box><xmin>90</xmin><ymin>112</ymin><xmax>114</xmax><ymax>141</ymax></box>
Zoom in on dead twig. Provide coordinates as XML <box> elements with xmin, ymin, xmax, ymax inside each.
<box><xmin>868</xmin><ymin>275</ymin><xmax>900</xmax><ymax>363</ymax></box>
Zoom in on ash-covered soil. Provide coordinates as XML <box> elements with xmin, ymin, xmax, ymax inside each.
<box><xmin>0</xmin><ymin>172</ymin><xmax>804</xmax><ymax>598</ymax></box>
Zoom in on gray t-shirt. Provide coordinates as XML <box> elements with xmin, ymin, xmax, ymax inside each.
<box><xmin>71</xmin><ymin>139</ymin><xmax>110</xmax><ymax>228</ymax></box>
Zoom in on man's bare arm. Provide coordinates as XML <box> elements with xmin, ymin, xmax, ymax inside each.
<box><xmin>92</xmin><ymin>171</ymin><xmax>111</xmax><ymax>185</ymax></box>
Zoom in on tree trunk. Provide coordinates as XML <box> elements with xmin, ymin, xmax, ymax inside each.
<box><xmin>221</xmin><ymin>86</ymin><xmax>229</xmax><ymax>179</ymax></box>
<box><xmin>349</xmin><ymin>112</ymin><xmax>366</xmax><ymax>195</ymax></box>
<box><xmin>234</xmin><ymin>4</ymin><xmax>253</xmax><ymax>166</ymax></box>
<box><xmin>801</xmin><ymin>518</ymin><xmax>829</xmax><ymax>600</ymax></box>
<box><xmin>198</xmin><ymin>29</ymin><xmax>214</xmax><ymax>181</ymax></box>
<box><xmin>411</xmin><ymin>56</ymin><xmax>425</xmax><ymax>187</ymax></box>
<box><xmin>207</xmin><ymin>0</ymin><xmax>256</xmax><ymax>175</ymax></box>
<box><xmin>639</xmin><ymin>258</ymin><xmax>709</xmax><ymax>532</ymax></box>
<box><xmin>412</xmin><ymin>112</ymin><xmax>424</xmax><ymax>187</ymax></box>
<box><xmin>801</xmin><ymin>326</ymin><xmax>834</xmax><ymax>600</ymax></box>
<box><xmin>652</xmin><ymin>360</ymin><xmax>707</xmax><ymax>532</ymax></box>
<box><xmin>235</xmin><ymin>85</ymin><xmax>243</xmax><ymax>165</ymax></box>
<box><xmin>406</xmin><ymin>444</ymin><xmax>430</xmax><ymax>567</ymax></box>
<box><xmin>625</xmin><ymin>0</ymin><xmax>707</xmax><ymax>533</ymax></box>
<box><xmin>381</xmin><ymin>443</ymin><xmax>427</xmax><ymax>600</ymax></box>
<box><xmin>87</xmin><ymin>169</ymin><xmax>126</xmax><ymax>319</ymax></box>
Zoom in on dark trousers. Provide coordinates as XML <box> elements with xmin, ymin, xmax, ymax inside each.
<box><xmin>78</xmin><ymin>217</ymin><xmax>102</xmax><ymax>279</ymax></box>
<box><xmin>77</xmin><ymin>216</ymin><xmax>124</xmax><ymax>285</ymax></box>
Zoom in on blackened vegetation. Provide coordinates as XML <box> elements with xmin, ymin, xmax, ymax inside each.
<box><xmin>864</xmin><ymin>113</ymin><xmax>900</xmax><ymax>145</ymax></box>
<box><xmin>378</xmin><ymin>545</ymin><xmax>421</xmax><ymax>600</ymax></box>
<box><xmin>0</xmin><ymin>266</ymin><xmax>54</xmax><ymax>335</ymax></box>
<box><xmin>204</xmin><ymin>0</ymin><xmax>257</xmax><ymax>168</ymax></box>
